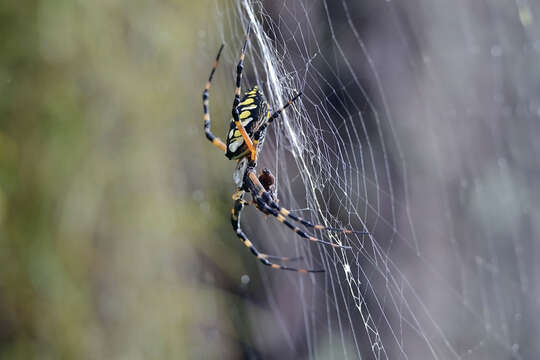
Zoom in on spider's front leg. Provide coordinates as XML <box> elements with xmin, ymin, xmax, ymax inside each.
<box><xmin>247</xmin><ymin>168</ymin><xmax>368</xmax><ymax>239</ymax></box>
<box><xmin>244</xmin><ymin>169</ymin><xmax>353</xmax><ymax>249</ymax></box>
<box><xmin>231</xmin><ymin>191</ymin><xmax>322</xmax><ymax>273</ymax></box>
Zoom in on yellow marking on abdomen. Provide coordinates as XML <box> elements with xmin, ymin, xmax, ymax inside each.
<box><xmin>239</xmin><ymin>98</ymin><xmax>254</xmax><ymax>106</ymax></box>
<box><xmin>280</xmin><ymin>209</ymin><xmax>290</xmax><ymax>216</ymax></box>
<box><xmin>277</xmin><ymin>214</ymin><xmax>286</xmax><ymax>223</ymax></box>
<box><xmin>243</xmin><ymin>240</ymin><xmax>252</xmax><ymax>247</ymax></box>
<box><xmin>271</xmin><ymin>264</ymin><xmax>281</xmax><ymax>269</ymax></box>
<box><xmin>241</xmin><ymin>105</ymin><xmax>258</xmax><ymax>111</ymax></box>
<box><xmin>239</xmin><ymin>111</ymin><xmax>251</xmax><ymax>119</ymax></box>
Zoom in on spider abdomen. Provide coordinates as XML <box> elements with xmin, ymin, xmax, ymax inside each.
<box><xmin>225</xmin><ymin>86</ymin><xmax>267</xmax><ymax>160</ymax></box>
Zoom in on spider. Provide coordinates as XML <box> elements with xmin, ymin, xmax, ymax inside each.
<box><xmin>202</xmin><ymin>25</ymin><xmax>364</xmax><ymax>273</ymax></box>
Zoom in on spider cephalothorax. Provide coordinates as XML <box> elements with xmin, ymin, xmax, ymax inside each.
<box><xmin>202</xmin><ymin>24</ymin><xmax>365</xmax><ymax>273</ymax></box>
<box><xmin>258</xmin><ymin>168</ymin><xmax>275</xmax><ymax>192</ymax></box>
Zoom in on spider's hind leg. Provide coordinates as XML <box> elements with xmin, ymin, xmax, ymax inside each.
<box><xmin>203</xmin><ymin>44</ymin><xmax>227</xmax><ymax>152</ymax></box>
<box><xmin>267</xmin><ymin>92</ymin><xmax>303</xmax><ymax>124</ymax></box>
<box><xmin>253</xmin><ymin>92</ymin><xmax>303</xmax><ymax>144</ymax></box>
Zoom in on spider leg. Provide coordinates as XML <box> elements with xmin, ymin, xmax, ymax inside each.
<box><xmin>231</xmin><ymin>195</ymin><xmax>323</xmax><ymax>273</ymax></box>
<box><xmin>268</xmin><ymin>92</ymin><xmax>303</xmax><ymax>124</ymax></box>
<box><xmin>252</xmin><ymin>168</ymin><xmax>369</xmax><ymax>235</ymax></box>
<box><xmin>231</xmin><ymin>24</ymin><xmax>258</xmax><ymax>162</ymax></box>
<box><xmin>232</xmin><ymin>24</ymin><xmax>251</xmax><ymax>110</ymax></box>
<box><xmin>263</xmin><ymin>255</ymin><xmax>304</xmax><ymax>262</ymax></box>
<box><xmin>244</xmin><ymin>170</ymin><xmax>353</xmax><ymax>249</ymax></box>
<box><xmin>278</xmin><ymin>206</ymin><xmax>368</xmax><ymax>234</ymax></box>
<box><xmin>253</xmin><ymin>92</ymin><xmax>303</xmax><ymax>142</ymax></box>
<box><xmin>264</xmin><ymin>197</ymin><xmax>368</xmax><ymax>235</ymax></box>
<box><xmin>202</xmin><ymin>44</ymin><xmax>227</xmax><ymax>152</ymax></box>
<box><xmin>252</xmin><ymin>194</ymin><xmax>352</xmax><ymax>249</ymax></box>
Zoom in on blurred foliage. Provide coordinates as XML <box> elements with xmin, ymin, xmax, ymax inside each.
<box><xmin>0</xmin><ymin>0</ymin><xmax>266</xmax><ymax>358</ymax></box>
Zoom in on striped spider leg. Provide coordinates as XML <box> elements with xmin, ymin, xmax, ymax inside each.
<box><xmin>231</xmin><ymin>191</ymin><xmax>322</xmax><ymax>273</ymax></box>
<box><xmin>250</xmin><ymin>169</ymin><xmax>368</xmax><ymax>236</ymax></box>
<box><xmin>202</xmin><ymin>44</ymin><xmax>227</xmax><ymax>152</ymax></box>
<box><xmin>245</xmin><ymin>168</ymin><xmax>358</xmax><ymax>251</ymax></box>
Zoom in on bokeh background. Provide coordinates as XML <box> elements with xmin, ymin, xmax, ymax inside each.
<box><xmin>2</xmin><ymin>0</ymin><xmax>540</xmax><ymax>359</ymax></box>
<box><xmin>1</xmin><ymin>1</ymin><xmax>246</xmax><ymax>358</ymax></box>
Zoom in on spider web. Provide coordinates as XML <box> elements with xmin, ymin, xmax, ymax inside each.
<box><xmin>205</xmin><ymin>0</ymin><xmax>540</xmax><ymax>358</ymax></box>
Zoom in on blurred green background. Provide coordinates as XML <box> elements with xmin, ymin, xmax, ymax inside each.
<box><xmin>0</xmin><ymin>1</ymin><xmax>263</xmax><ymax>358</ymax></box>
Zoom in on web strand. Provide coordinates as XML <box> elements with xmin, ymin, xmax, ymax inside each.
<box><xmin>208</xmin><ymin>0</ymin><xmax>539</xmax><ymax>358</ymax></box>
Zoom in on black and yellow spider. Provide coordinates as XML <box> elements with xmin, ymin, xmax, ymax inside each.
<box><xmin>202</xmin><ymin>25</ymin><xmax>362</xmax><ymax>273</ymax></box>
